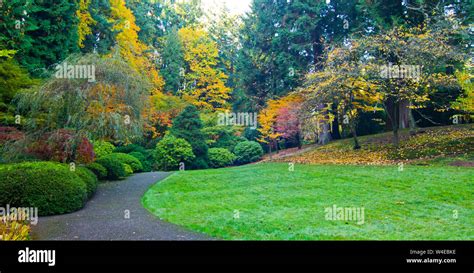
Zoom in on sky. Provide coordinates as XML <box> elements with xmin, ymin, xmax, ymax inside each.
<box><xmin>201</xmin><ymin>0</ymin><xmax>252</xmax><ymax>16</ymax></box>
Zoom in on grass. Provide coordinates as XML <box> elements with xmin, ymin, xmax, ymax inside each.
<box><xmin>142</xmin><ymin>163</ymin><xmax>473</xmax><ymax>240</ymax></box>
<box><xmin>283</xmin><ymin>124</ymin><xmax>474</xmax><ymax>165</ymax></box>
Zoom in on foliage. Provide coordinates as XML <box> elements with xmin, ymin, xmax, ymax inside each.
<box><xmin>77</xmin><ymin>0</ymin><xmax>96</xmax><ymax>48</ymax></box>
<box><xmin>178</xmin><ymin>27</ymin><xmax>231</xmax><ymax>111</ymax></box>
<box><xmin>160</xmin><ymin>28</ymin><xmax>185</xmax><ymax>94</ymax></box>
<box><xmin>92</xmin><ymin>141</ymin><xmax>115</xmax><ymax>159</ymax></box>
<box><xmin>95</xmin><ymin>156</ymin><xmax>127</xmax><ymax>180</ymax></box>
<box><xmin>0</xmin><ymin>162</ymin><xmax>87</xmax><ymax>216</ymax></box>
<box><xmin>170</xmin><ymin>105</ymin><xmax>209</xmax><ymax>169</ymax></box>
<box><xmin>75</xmin><ymin>167</ymin><xmax>98</xmax><ymax>198</ymax></box>
<box><xmin>154</xmin><ymin>134</ymin><xmax>195</xmax><ymax>171</ymax></box>
<box><xmin>113</xmin><ymin>144</ymin><xmax>146</xmax><ymax>155</ymax></box>
<box><xmin>86</xmin><ymin>162</ymin><xmax>108</xmax><ymax>180</ymax></box>
<box><xmin>16</xmin><ymin>54</ymin><xmax>150</xmax><ymax>142</ymax></box>
<box><xmin>285</xmin><ymin>124</ymin><xmax>473</xmax><ymax>165</ymax></box>
<box><xmin>0</xmin><ymin>0</ymin><xmax>79</xmax><ymax>77</ymax></box>
<box><xmin>0</xmin><ymin>216</ymin><xmax>30</xmax><ymax>241</ymax></box>
<box><xmin>123</xmin><ymin>163</ymin><xmax>133</xmax><ymax>176</ymax></box>
<box><xmin>101</xmin><ymin>153</ymin><xmax>143</xmax><ymax>173</ymax></box>
<box><xmin>233</xmin><ymin>141</ymin><xmax>264</xmax><ymax>165</ymax></box>
<box><xmin>208</xmin><ymin>148</ymin><xmax>236</xmax><ymax>168</ymax></box>
<box><xmin>129</xmin><ymin>151</ymin><xmax>152</xmax><ymax>172</ymax></box>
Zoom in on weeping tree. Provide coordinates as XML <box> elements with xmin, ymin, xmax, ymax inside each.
<box><xmin>4</xmin><ymin>51</ymin><xmax>151</xmax><ymax>162</ymax></box>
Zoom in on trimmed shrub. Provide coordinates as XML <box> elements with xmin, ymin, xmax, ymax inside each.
<box><xmin>123</xmin><ymin>164</ymin><xmax>133</xmax><ymax>176</ymax></box>
<box><xmin>0</xmin><ymin>162</ymin><xmax>87</xmax><ymax>216</ymax></box>
<box><xmin>233</xmin><ymin>141</ymin><xmax>264</xmax><ymax>165</ymax></box>
<box><xmin>86</xmin><ymin>163</ymin><xmax>107</xmax><ymax>180</ymax></box>
<box><xmin>129</xmin><ymin>151</ymin><xmax>152</xmax><ymax>172</ymax></box>
<box><xmin>154</xmin><ymin>134</ymin><xmax>195</xmax><ymax>171</ymax></box>
<box><xmin>101</xmin><ymin>153</ymin><xmax>143</xmax><ymax>173</ymax></box>
<box><xmin>114</xmin><ymin>144</ymin><xmax>147</xmax><ymax>155</ymax></box>
<box><xmin>75</xmin><ymin>167</ymin><xmax>99</xmax><ymax>198</ymax></box>
<box><xmin>208</xmin><ymin>148</ymin><xmax>236</xmax><ymax>168</ymax></box>
<box><xmin>92</xmin><ymin>140</ymin><xmax>115</xmax><ymax>159</ymax></box>
<box><xmin>96</xmin><ymin>157</ymin><xmax>126</xmax><ymax>180</ymax></box>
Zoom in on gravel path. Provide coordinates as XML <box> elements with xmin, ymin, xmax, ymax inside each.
<box><xmin>31</xmin><ymin>172</ymin><xmax>211</xmax><ymax>240</ymax></box>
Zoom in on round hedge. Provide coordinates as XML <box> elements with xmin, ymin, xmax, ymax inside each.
<box><xmin>101</xmin><ymin>153</ymin><xmax>143</xmax><ymax>173</ymax></box>
<box><xmin>123</xmin><ymin>163</ymin><xmax>133</xmax><ymax>176</ymax></box>
<box><xmin>96</xmin><ymin>156</ymin><xmax>126</xmax><ymax>180</ymax></box>
<box><xmin>154</xmin><ymin>134</ymin><xmax>195</xmax><ymax>171</ymax></box>
<box><xmin>129</xmin><ymin>151</ymin><xmax>152</xmax><ymax>172</ymax></box>
<box><xmin>0</xmin><ymin>162</ymin><xmax>87</xmax><ymax>216</ymax></box>
<box><xmin>233</xmin><ymin>141</ymin><xmax>264</xmax><ymax>165</ymax></box>
<box><xmin>86</xmin><ymin>162</ymin><xmax>107</xmax><ymax>180</ymax></box>
<box><xmin>92</xmin><ymin>140</ymin><xmax>115</xmax><ymax>159</ymax></box>
<box><xmin>75</xmin><ymin>167</ymin><xmax>98</xmax><ymax>198</ymax></box>
<box><xmin>208</xmin><ymin>148</ymin><xmax>236</xmax><ymax>168</ymax></box>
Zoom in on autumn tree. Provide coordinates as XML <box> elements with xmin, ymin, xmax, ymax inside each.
<box><xmin>178</xmin><ymin>27</ymin><xmax>231</xmax><ymax>111</ymax></box>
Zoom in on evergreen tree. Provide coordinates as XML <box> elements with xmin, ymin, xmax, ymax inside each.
<box><xmin>81</xmin><ymin>0</ymin><xmax>115</xmax><ymax>54</ymax></box>
<box><xmin>0</xmin><ymin>0</ymin><xmax>79</xmax><ymax>76</ymax></box>
<box><xmin>170</xmin><ymin>105</ymin><xmax>209</xmax><ymax>169</ymax></box>
<box><xmin>160</xmin><ymin>28</ymin><xmax>185</xmax><ymax>94</ymax></box>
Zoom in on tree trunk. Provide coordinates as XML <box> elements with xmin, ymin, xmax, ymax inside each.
<box><xmin>408</xmin><ymin>105</ymin><xmax>417</xmax><ymax>136</ymax></box>
<box><xmin>350</xmin><ymin>124</ymin><xmax>361</xmax><ymax>150</ymax></box>
<box><xmin>317</xmin><ymin>122</ymin><xmax>332</xmax><ymax>145</ymax></box>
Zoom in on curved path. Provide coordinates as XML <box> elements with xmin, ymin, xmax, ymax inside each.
<box><xmin>31</xmin><ymin>172</ymin><xmax>211</xmax><ymax>240</ymax></box>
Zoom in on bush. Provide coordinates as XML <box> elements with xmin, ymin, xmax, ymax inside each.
<box><xmin>92</xmin><ymin>140</ymin><xmax>115</xmax><ymax>159</ymax></box>
<box><xmin>86</xmin><ymin>163</ymin><xmax>107</xmax><ymax>180</ymax></box>
<box><xmin>123</xmin><ymin>164</ymin><xmax>133</xmax><ymax>176</ymax></box>
<box><xmin>96</xmin><ymin>157</ymin><xmax>126</xmax><ymax>180</ymax></box>
<box><xmin>0</xmin><ymin>162</ymin><xmax>87</xmax><ymax>216</ymax></box>
<box><xmin>208</xmin><ymin>148</ymin><xmax>236</xmax><ymax>168</ymax></box>
<box><xmin>233</xmin><ymin>141</ymin><xmax>264</xmax><ymax>165</ymax></box>
<box><xmin>114</xmin><ymin>144</ymin><xmax>147</xmax><ymax>155</ymax></box>
<box><xmin>75</xmin><ymin>167</ymin><xmax>98</xmax><ymax>198</ymax></box>
<box><xmin>0</xmin><ymin>216</ymin><xmax>30</xmax><ymax>241</ymax></box>
<box><xmin>154</xmin><ymin>134</ymin><xmax>195</xmax><ymax>171</ymax></box>
<box><xmin>101</xmin><ymin>153</ymin><xmax>143</xmax><ymax>173</ymax></box>
<box><xmin>129</xmin><ymin>151</ymin><xmax>152</xmax><ymax>172</ymax></box>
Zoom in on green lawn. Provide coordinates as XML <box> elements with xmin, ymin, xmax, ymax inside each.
<box><xmin>142</xmin><ymin>163</ymin><xmax>473</xmax><ymax>240</ymax></box>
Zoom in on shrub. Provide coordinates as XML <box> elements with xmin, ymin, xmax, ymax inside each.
<box><xmin>208</xmin><ymin>148</ymin><xmax>236</xmax><ymax>168</ymax></box>
<box><xmin>25</xmin><ymin>129</ymin><xmax>94</xmax><ymax>163</ymax></box>
<box><xmin>75</xmin><ymin>167</ymin><xmax>98</xmax><ymax>198</ymax></box>
<box><xmin>92</xmin><ymin>140</ymin><xmax>115</xmax><ymax>159</ymax></box>
<box><xmin>101</xmin><ymin>153</ymin><xmax>143</xmax><ymax>173</ymax></box>
<box><xmin>114</xmin><ymin>144</ymin><xmax>147</xmax><ymax>155</ymax></box>
<box><xmin>0</xmin><ymin>162</ymin><xmax>87</xmax><ymax>216</ymax></box>
<box><xmin>86</xmin><ymin>163</ymin><xmax>107</xmax><ymax>180</ymax></box>
<box><xmin>123</xmin><ymin>163</ymin><xmax>133</xmax><ymax>176</ymax></box>
<box><xmin>233</xmin><ymin>141</ymin><xmax>264</xmax><ymax>165</ymax></box>
<box><xmin>154</xmin><ymin>134</ymin><xmax>195</xmax><ymax>171</ymax></box>
<box><xmin>0</xmin><ymin>216</ymin><xmax>30</xmax><ymax>241</ymax></box>
<box><xmin>96</xmin><ymin>157</ymin><xmax>126</xmax><ymax>180</ymax></box>
<box><xmin>170</xmin><ymin>105</ymin><xmax>209</xmax><ymax>169</ymax></box>
<box><xmin>129</xmin><ymin>151</ymin><xmax>152</xmax><ymax>172</ymax></box>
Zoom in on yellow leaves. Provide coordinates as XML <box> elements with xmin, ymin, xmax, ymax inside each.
<box><xmin>178</xmin><ymin>27</ymin><xmax>231</xmax><ymax>111</ymax></box>
<box><xmin>0</xmin><ymin>215</ymin><xmax>30</xmax><ymax>241</ymax></box>
<box><xmin>77</xmin><ymin>0</ymin><xmax>96</xmax><ymax>48</ymax></box>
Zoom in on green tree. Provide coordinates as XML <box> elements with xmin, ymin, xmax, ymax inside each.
<box><xmin>170</xmin><ymin>105</ymin><xmax>209</xmax><ymax>169</ymax></box>
<box><xmin>160</xmin><ymin>28</ymin><xmax>185</xmax><ymax>94</ymax></box>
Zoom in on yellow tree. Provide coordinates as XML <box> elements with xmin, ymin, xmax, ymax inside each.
<box><xmin>178</xmin><ymin>27</ymin><xmax>231</xmax><ymax>111</ymax></box>
<box><xmin>257</xmin><ymin>94</ymin><xmax>303</xmax><ymax>153</ymax></box>
<box><xmin>77</xmin><ymin>0</ymin><xmax>96</xmax><ymax>48</ymax></box>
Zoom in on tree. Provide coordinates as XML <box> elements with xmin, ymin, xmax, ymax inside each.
<box><xmin>0</xmin><ymin>0</ymin><xmax>80</xmax><ymax>76</ymax></box>
<box><xmin>170</xmin><ymin>105</ymin><xmax>209</xmax><ymax>169</ymax></box>
<box><xmin>178</xmin><ymin>27</ymin><xmax>231</xmax><ymax>111</ymax></box>
<box><xmin>77</xmin><ymin>0</ymin><xmax>96</xmax><ymax>48</ymax></box>
<box><xmin>160</xmin><ymin>28</ymin><xmax>185</xmax><ymax>94</ymax></box>
<box><xmin>81</xmin><ymin>0</ymin><xmax>115</xmax><ymax>54</ymax></box>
